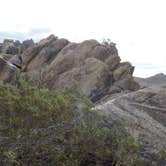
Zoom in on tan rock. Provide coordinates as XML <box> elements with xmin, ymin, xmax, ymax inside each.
<box><xmin>21</xmin><ymin>35</ymin><xmax>58</xmax><ymax>71</ymax></box>
<box><xmin>113</xmin><ymin>62</ymin><xmax>134</xmax><ymax>81</ymax></box>
<box><xmin>0</xmin><ymin>35</ymin><xmax>139</xmax><ymax>101</ymax></box>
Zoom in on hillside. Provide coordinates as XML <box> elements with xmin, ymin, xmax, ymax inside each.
<box><xmin>134</xmin><ymin>73</ymin><xmax>166</xmax><ymax>87</ymax></box>
<box><xmin>0</xmin><ymin>35</ymin><xmax>166</xmax><ymax>165</ymax></box>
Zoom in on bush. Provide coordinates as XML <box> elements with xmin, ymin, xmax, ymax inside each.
<box><xmin>0</xmin><ymin>79</ymin><xmax>144</xmax><ymax>166</ymax></box>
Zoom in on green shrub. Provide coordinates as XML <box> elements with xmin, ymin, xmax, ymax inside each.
<box><xmin>0</xmin><ymin>79</ymin><xmax>145</xmax><ymax>165</ymax></box>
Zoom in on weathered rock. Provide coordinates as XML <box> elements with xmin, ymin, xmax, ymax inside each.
<box><xmin>53</xmin><ymin>58</ymin><xmax>111</xmax><ymax>100</ymax></box>
<box><xmin>113</xmin><ymin>62</ymin><xmax>134</xmax><ymax>81</ymax></box>
<box><xmin>1</xmin><ymin>39</ymin><xmax>19</xmax><ymax>55</ymax></box>
<box><xmin>90</xmin><ymin>44</ymin><xmax>118</xmax><ymax>62</ymax></box>
<box><xmin>0</xmin><ymin>56</ymin><xmax>20</xmax><ymax>83</ymax></box>
<box><xmin>9</xmin><ymin>55</ymin><xmax>22</xmax><ymax>69</ymax></box>
<box><xmin>0</xmin><ymin>35</ymin><xmax>138</xmax><ymax>101</ymax></box>
<box><xmin>18</xmin><ymin>37</ymin><xmax>137</xmax><ymax>101</ymax></box>
<box><xmin>21</xmin><ymin>39</ymin><xmax>34</xmax><ymax>52</ymax></box>
<box><xmin>96</xmin><ymin>86</ymin><xmax>166</xmax><ymax>160</ymax></box>
<box><xmin>38</xmin><ymin>34</ymin><xmax>57</xmax><ymax>46</ymax></box>
<box><xmin>22</xmin><ymin>39</ymin><xmax>35</xmax><ymax>50</ymax></box>
<box><xmin>109</xmin><ymin>78</ymin><xmax>140</xmax><ymax>94</ymax></box>
<box><xmin>21</xmin><ymin>35</ymin><xmax>59</xmax><ymax>71</ymax></box>
<box><xmin>26</xmin><ymin>38</ymin><xmax>69</xmax><ymax>71</ymax></box>
<box><xmin>105</xmin><ymin>55</ymin><xmax>121</xmax><ymax>71</ymax></box>
<box><xmin>44</xmin><ymin>40</ymin><xmax>99</xmax><ymax>86</ymax></box>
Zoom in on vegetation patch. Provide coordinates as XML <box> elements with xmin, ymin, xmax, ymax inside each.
<box><xmin>0</xmin><ymin>80</ymin><xmax>164</xmax><ymax>165</ymax></box>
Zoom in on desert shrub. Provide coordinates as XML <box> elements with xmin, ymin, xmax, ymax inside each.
<box><xmin>0</xmin><ymin>79</ymin><xmax>144</xmax><ymax>166</ymax></box>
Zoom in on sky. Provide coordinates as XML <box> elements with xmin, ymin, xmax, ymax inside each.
<box><xmin>0</xmin><ymin>0</ymin><xmax>166</xmax><ymax>77</ymax></box>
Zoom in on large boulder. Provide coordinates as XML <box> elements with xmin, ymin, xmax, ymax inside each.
<box><xmin>21</xmin><ymin>35</ymin><xmax>57</xmax><ymax>71</ymax></box>
<box><xmin>105</xmin><ymin>55</ymin><xmax>121</xmax><ymax>71</ymax></box>
<box><xmin>48</xmin><ymin>58</ymin><xmax>112</xmax><ymax>101</ymax></box>
<box><xmin>26</xmin><ymin>38</ymin><xmax>69</xmax><ymax>71</ymax></box>
<box><xmin>41</xmin><ymin>40</ymin><xmax>115</xmax><ymax>99</ymax></box>
<box><xmin>113</xmin><ymin>62</ymin><xmax>134</xmax><ymax>81</ymax></box>
<box><xmin>95</xmin><ymin>86</ymin><xmax>166</xmax><ymax>160</ymax></box>
<box><xmin>0</xmin><ymin>56</ymin><xmax>20</xmax><ymax>83</ymax></box>
<box><xmin>109</xmin><ymin>78</ymin><xmax>140</xmax><ymax>94</ymax></box>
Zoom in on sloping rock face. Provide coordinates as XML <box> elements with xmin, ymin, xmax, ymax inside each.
<box><xmin>0</xmin><ymin>35</ymin><xmax>139</xmax><ymax>101</ymax></box>
<box><xmin>95</xmin><ymin>86</ymin><xmax>166</xmax><ymax>160</ymax></box>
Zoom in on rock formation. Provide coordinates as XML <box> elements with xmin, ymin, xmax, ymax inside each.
<box><xmin>0</xmin><ymin>35</ymin><xmax>139</xmax><ymax>101</ymax></box>
<box><xmin>95</xmin><ymin>86</ymin><xmax>166</xmax><ymax>160</ymax></box>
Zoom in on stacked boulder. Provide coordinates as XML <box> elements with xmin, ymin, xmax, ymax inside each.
<box><xmin>0</xmin><ymin>38</ymin><xmax>34</xmax><ymax>83</ymax></box>
<box><xmin>0</xmin><ymin>35</ymin><xmax>139</xmax><ymax>101</ymax></box>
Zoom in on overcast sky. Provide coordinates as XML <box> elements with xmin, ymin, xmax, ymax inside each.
<box><xmin>0</xmin><ymin>0</ymin><xmax>166</xmax><ymax>77</ymax></box>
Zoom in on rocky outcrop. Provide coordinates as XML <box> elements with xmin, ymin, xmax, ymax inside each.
<box><xmin>95</xmin><ymin>86</ymin><xmax>166</xmax><ymax>160</ymax></box>
<box><xmin>0</xmin><ymin>56</ymin><xmax>20</xmax><ymax>83</ymax></box>
<box><xmin>19</xmin><ymin>35</ymin><xmax>139</xmax><ymax>101</ymax></box>
<box><xmin>0</xmin><ymin>39</ymin><xmax>20</xmax><ymax>56</ymax></box>
<box><xmin>26</xmin><ymin>39</ymin><xmax>69</xmax><ymax>71</ymax></box>
<box><xmin>0</xmin><ymin>35</ymin><xmax>139</xmax><ymax>101</ymax></box>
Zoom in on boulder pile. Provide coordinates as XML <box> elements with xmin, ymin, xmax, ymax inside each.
<box><xmin>0</xmin><ymin>35</ymin><xmax>139</xmax><ymax>101</ymax></box>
